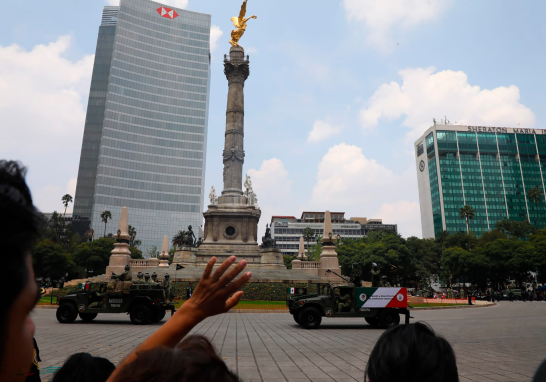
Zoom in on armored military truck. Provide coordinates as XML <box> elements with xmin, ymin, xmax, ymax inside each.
<box><xmin>287</xmin><ymin>283</ymin><xmax>411</xmax><ymax>329</ymax></box>
<box><xmin>56</xmin><ymin>281</ymin><xmax>175</xmax><ymax>325</ymax></box>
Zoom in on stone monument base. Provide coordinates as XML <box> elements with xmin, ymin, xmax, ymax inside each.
<box><xmin>172</xmin><ymin>246</ymin><xmax>285</xmax><ymax>270</ymax></box>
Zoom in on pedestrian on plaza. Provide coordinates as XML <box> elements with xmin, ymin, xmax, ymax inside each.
<box><xmin>467</xmin><ymin>289</ymin><xmax>473</xmax><ymax>306</ymax></box>
<box><xmin>52</xmin><ymin>353</ymin><xmax>115</xmax><ymax>382</ymax></box>
<box><xmin>365</xmin><ymin>322</ymin><xmax>458</xmax><ymax>382</ymax></box>
<box><xmin>509</xmin><ymin>289</ymin><xmax>514</xmax><ymax>302</ymax></box>
<box><xmin>0</xmin><ymin>161</ymin><xmax>46</xmax><ymax>382</ymax></box>
<box><xmin>186</xmin><ymin>282</ymin><xmax>193</xmax><ymax>300</ymax></box>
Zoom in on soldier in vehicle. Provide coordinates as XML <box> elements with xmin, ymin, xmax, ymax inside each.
<box><xmin>112</xmin><ymin>264</ymin><xmax>132</xmax><ymax>281</ymax></box>
<box><xmin>350</xmin><ymin>263</ymin><xmax>363</xmax><ymax>287</ymax></box>
<box><xmin>151</xmin><ymin>272</ymin><xmax>158</xmax><ymax>283</ymax></box>
<box><xmin>89</xmin><ymin>290</ymin><xmax>108</xmax><ymax>308</ymax></box>
<box><xmin>370</xmin><ymin>263</ymin><xmax>381</xmax><ymax>287</ymax></box>
<box><xmin>381</xmin><ymin>275</ymin><xmax>391</xmax><ymax>287</ymax></box>
<box><xmin>163</xmin><ymin>274</ymin><xmax>173</xmax><ymax>301</ymax></box>
<box><xmin>144</xmin><ymin>273</ymin><xmax>152</xmax><ymax>284</ymax></box>
<box><xmin>337</xmin><ymin>290</ymin><xmax>352</xmax><ymax>312</ymax></box>
<box><xmin>133</xmin><ymin>272</ymin><xmax>145</xmax><ymax>284</ymax></box>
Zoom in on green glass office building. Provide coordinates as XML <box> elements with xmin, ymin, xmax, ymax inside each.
<box><xmin>415</xmin><ymin>125</ymin><xmax>546</xmax><ymax>238</ymax></box>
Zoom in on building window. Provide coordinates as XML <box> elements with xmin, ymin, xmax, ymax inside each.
<box><xmin>417</xmin><ymin>143</ymin><xmax>424</xmax><ymax>157</ymax></box>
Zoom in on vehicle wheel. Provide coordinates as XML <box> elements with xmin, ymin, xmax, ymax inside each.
<box><xmin>299</xmin><ymin>307</ymin><xmax>322</xmax><ymax>329</ymax></box>
<box><xmin>378</xmin><ymin>310</ymin><xmax>400</xmax><ymax>328</ymax></box>
<box><xmin>365</xmin><ymin>316</ymin><xmax>380</xmax><ymax>326</ymax></box>
<box><xmin>56</xmin><ymin>304</ymin><xmax>78</xmax><ymax>323</ymax></box>
<box><xmin>293</xmin><ymin>313</ymin><xmax>300</xmax><ymax>324</ymax></box>
<box><xmin>151</xmin><ymin>308</ymin><xmax>166</xmax><ymax>323</ymax></box>
<box><xmin>130</xmin><ymin>304</ymin><xmax>151</xmax><ymax>325</ymax></box>
<box><xmin>79</xmin><ymin>313</ymin><xmax>98</xmax><ymax>322</ymax></box>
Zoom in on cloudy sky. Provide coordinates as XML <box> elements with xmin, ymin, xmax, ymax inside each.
<box><xmin>1</xmin><ymin>0</ymin><xmax>544</xmax><ymax>238</ymax></box>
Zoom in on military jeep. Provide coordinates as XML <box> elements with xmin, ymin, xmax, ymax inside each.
<box><xmin>56</xmin><ymin>281</ymin><xmax>176</xmax><ymax>325</ymax></box>
<box><xmin>287</xmin><ymin>283</ymin><xmax>411</xmax><ymax>329</ymax></box>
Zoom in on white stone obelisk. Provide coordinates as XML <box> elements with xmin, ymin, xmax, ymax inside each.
<box><xmin>319</xmin><ymin>210</ymin><xmax>340</xmax><ymax>280</ymax></box>
<box><xmin>297</xmin><ymin>237</ymin><xmax>307</xmax><ymax>260</ymax></box>
<box><xmin>159</xmin><ymin>235</ymin><xmax>170</xmax><ymax>268</ymax></box>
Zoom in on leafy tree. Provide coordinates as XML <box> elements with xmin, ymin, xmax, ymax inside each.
<box><xmin>308</xmin><ymin>236</ymin><xmax>323</xmax><ymax>261</ymax></box>
<box><xmin>435</xmin><ymin>230</ymin><xmax>450</xmax><ymax>248</ymax></box>
<box><xmin>302</xmin><ymin>227</ymin><xmax>315</xmax><ymax>261</ymax></box>
<box><xmin>129</xmin><ymin>246</ymin><xmax>143</xmax><ymax>259</ymax></box>
<box><xmin>128</xmin><ymin>225</ymin><xmax>141</xmax><ymax>247</ymax></box>
<box><xmin>100</xmin><ymin>210</ymin><xmax>112</xmax><ymax>237</ymax></box>
<box><xmin>146</xmin><ymin>245</ymin><xmax>159</xmax><ymax>259</ymax></box>
<box><xmin>32</xmin><ymin>239</ymin><xmax>76</xmax><ymax>280</ymax></box>
<box><xmin>495</xmin><ymin>219</ymin><xmax>535</xmax><ymax>240</ymax></box>
<box><xmin>44</xmin><ymin>211</ymin><xmax>74</xmax><ymax>250</ymax></box>
<box><xmin>283</xmin><ymin>255</ymin><xmax>294</xmax><ymax>269</ymax></box>
<box><xmin>72</xmin><ymin>238</ymin><xmax>115</xmax><ymax>276</ymax></box>
<box><xmin>528</xmin><ymin>186</ymin><xmax>544</xmax><ymax>229</ymax></box>
<box><xmin>168</xmin><ymin>245</ymin><xmax>177</xmax><ymax>265</ymax></box>
<box><xmin>459</xmin><ymin>205</ymin><xmax>476</xmax><ymax>251</ymax></box>
<box><xmin>441</xmin><ymin>247</ymin><xmax>467</xmax><ymax>287</ymax></box>
<box><xmin>477</xmin><ymin>229</ymin><xmax>508</xmax><ymax>247</ymax></box>
<box><xmin>61</xmin><ymin>194</ymin><xmax>73</xmax><ymax>216</ymax></box>
<box><xmin>172</xmin><ymin>231</ymin><xmax>187</xmax><ymax>248</ymax></box>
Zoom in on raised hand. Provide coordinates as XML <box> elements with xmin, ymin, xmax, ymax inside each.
<box><xmin>180</xmin><ymin>256</ymin><xmax>251</xmax><ymax>322</ymax></box>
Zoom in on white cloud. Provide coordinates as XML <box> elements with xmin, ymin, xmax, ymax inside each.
<box><xmin>307</xmin><ymin>120</ymin><xmax>342</xmax><ymax>143</ymax></box>
<box><xmin>105</xmin><ymin>0</ymin><xmax>188</xmax><ymax>7</ymax></box>
<box><xmin>210</xmin><ymin>25</ymin><xmax>223</xmax><ymax>53</ymax></box>
<box><xmin>0</xmin><ymin>36</ymin><xmax>93</xmax><ymax>213</ymax></box>
<box><xmin>359</xmin><ymin>67</ymin><xmax>536</xmax><ymax>140</ymax></box>
<box><xmin>342</xmin><ymin>0</ymin><xmax>451</xmax><ymax>50</ymax></box>
<box><xmin>247</xmin><ymin>159</ymin><xmax>293</xmax><ymax>240</ymax></box>
<box><xmin>375</xmin><ymin>201</ymin><xmax>421</xmax><ymax>238</ymax></box>
<box><xmin>310</xmin><ymin>144</ymin><xmax>419</xmax><ymax>237</ymax></box>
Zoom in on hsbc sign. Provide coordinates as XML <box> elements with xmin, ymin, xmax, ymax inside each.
<box><xmin>156</xmin><ymin>6</ymin><xmax>179</xmax><ymax>19</ymax></box>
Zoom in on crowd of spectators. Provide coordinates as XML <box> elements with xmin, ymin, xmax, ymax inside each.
<box><xmin>2</xmin><ymin>159</ymin><xmax>546</xmax><ymax>382</ymax></box>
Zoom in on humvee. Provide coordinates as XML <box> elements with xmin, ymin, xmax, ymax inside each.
<box><xmin>56</xmin><ymin>281</ymin><xmax>175</xmax><ymax>325</ymax></box>
<box><xmin>287</xmin><ymin>282</ymin><xmax>411</xmax><ymax>329</ymax></box>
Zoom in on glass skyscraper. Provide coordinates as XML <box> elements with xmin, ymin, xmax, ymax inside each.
<box><xmin>415</xmin><ymin>125</ymin><xmax>546</xmax><ymax>238</ymax></box>
<box><xmin>73</xmin><ymin>0</ymin><xmax>211</xmax><ymax>253</ymax></box>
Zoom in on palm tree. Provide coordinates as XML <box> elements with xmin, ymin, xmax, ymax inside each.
<box><xmin>172</xmin><ymin>231</ymin><xmax>187</xmax><ymax>248</ymax></box>
<box><xmin>528</xmin><ymin>186</ymin><xmax>544</xmax><ymax>229</ymax></box>
<box><xmin>459</xmin><ymin>205</ymin><xmax>476</xmax><ymax>251</ymax></box>
<box><xmin>128</xmin><ymin>225</ymin><xmax>137</xmax><ymax>246</ymax></box>
<box><xmin>61</xmin><ymin>194</ymin><xmax>73</xmax><ymax>216</ymax></box>
<box><xmin>100</xmin><ymin>210</ymin><xmax>112</xmax><ymax>237</ymax></box>
<box><xmin>302</xmin><ymin>227</ymin><xmax>315</xmax><ymax>261</ymax></box>
<box><xmin>435</xmin><ymin>230</ymin><xmax>450</xmax><ymax>248</ymax></box>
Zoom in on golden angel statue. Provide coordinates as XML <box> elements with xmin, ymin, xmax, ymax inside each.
<box><xmin>229</xmin><ymin>0</ymin><xmax>257</xmax><ymax>47</ymax></box>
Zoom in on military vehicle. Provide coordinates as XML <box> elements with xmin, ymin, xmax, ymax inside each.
<box><xmin>501</xmin><ymin>288</ymin><xmax>522</xmax><ymax>300</ymax></box>
<box><xmin>56</xmin><ymin>281</ymin><xmax>175</xmax><ymax>325</ymax></box>
<box><xmin>287</xmin><ymin>271</ymin><xmax>411</xmax><ymax>329</ymax></box>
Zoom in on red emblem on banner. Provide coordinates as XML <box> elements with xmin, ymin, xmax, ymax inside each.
<box><xmin>156</xmin><ymin>7</ymin><xmax>179</xmax><ymax>19</ymax></box>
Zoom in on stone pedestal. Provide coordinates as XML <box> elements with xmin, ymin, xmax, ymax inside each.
<box><xmin>172</xmin><ymin>247</ymin><xmax>198</xmax><ymax>268</ymax></box>
<box><xmin>318</xmin><ymin>244</ymin><xmax>340</xmax><ymax>281</ymax></box>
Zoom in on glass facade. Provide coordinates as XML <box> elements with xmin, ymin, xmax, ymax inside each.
<box><xmin>420</xmin><ymin>127</ymin><xmax>546</xmax><ymax>237</ymax></box>
<box><xmin>75</xmin><ymin>1</ymin><xmax>211</xmax><ymax>253</ymax></box>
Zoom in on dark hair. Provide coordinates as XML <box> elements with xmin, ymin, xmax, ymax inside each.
<box><xmin>366</xmin><ymin>322</ymin><xmax>458</xmax><ymax>382</ymax></box>
<box><xmin>114</xmin><ymin>335</ymin><xmax>241</xmax><ymax>382</ymax></box>
<box><xmin>52</xmin><ymin>353</ymin><xmax>115</xmax><ymax>382</ymax></box>
<box><xmin>0</xmin><ymin>161</ymin><xmax>45</xmax><ymax>361</ymax></box>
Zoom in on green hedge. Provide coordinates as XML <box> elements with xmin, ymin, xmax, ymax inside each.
<box><xmin>172</xmin><ymin>282</ymin><xmax>318</xmax><ymax>301</ymax></box>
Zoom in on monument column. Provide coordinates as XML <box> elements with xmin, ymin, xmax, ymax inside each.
<box><xmin>219</xmin><ymin>46</ymin><xmax>250</xmax><ymax>204</ymax></box>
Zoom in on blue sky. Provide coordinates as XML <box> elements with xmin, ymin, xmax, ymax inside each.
<box><xmin>1</xmin><ymin>0</ymin><xmax>544</xmax><ymax>238</ymax></box>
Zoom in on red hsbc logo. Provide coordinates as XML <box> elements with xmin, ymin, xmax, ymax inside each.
<box><xmin>156</xmin><ymin>7</ymin><xmax>178</xmax><ymax>19</ymax></box>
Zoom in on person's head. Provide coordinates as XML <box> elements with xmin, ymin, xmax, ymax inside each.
<box><xmin>145</xmin><ymin>273</ymin><xmax>150</xmax><ymax>280</ymax></box>
<box><xmin>0</xmin><ymin>161</ymin><xmax>45</xmax><ymax>379</ymax></box>
<box><xmin>165</xmin><ymin>273</ymin><xmax>170</xmax><ymax>280</ymax></box>
<box><xmin>371</xmin><ymin>262</ymin><xmax>377</xmax><ymax>268</ymax></box>
<box><xmin>52</xmin><ymin>353</ymin><xmax>115</xmax><ymax>382</ymax></box>
<box><xmin>152</xmin><ymin>272</ymin><xmax>157</xmax><ymax>280</ymax></box>
<box><xmin>124</xmin><ymin>264</ymin><xmax>130</xmax><ymax>272</ymax></box>
<box><xmin>114</xmin><ymin>335</ymin><xmax>241</xmax><ymax>382</ymax></box>
<box><xmin>365</xmin><ymin>322</ymin><xmax>458</xmax><ymax>382</ymax></box>
<box><xmin>137</xmin><ymin>272</ymin><xmax>143</xmax><ymax>279</ymax></box>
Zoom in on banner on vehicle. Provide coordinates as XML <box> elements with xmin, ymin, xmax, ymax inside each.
<box><xmin>355</xmin><ymin>287</ymin><xmax>407</xmax><ymax>308</ymax></box>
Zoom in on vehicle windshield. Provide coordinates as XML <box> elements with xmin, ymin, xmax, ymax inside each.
<box><xmin>320</xmin><ymin>284</ymin><xmax>331</xmax><ymax>295</ymax></box>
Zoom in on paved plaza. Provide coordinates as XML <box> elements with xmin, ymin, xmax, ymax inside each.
<box><xmin>34</xmin><ymin>302</ymin><xmax>546</xmax><ymax>382</ymax></box>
